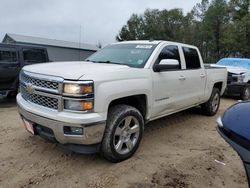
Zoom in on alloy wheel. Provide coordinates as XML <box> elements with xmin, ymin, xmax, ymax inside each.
<box><xmin>113</xmin><ymin>116</ymin><xmax>140</xmax><ymax>155</ymax></box>
<box><xmin>212</xmin><ymin>93</ymin><xmax>220</xmax><ymax>112</ymax></box>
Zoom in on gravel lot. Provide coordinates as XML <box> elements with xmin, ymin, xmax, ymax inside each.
<box><xmin>0</xmin><ymin>98</ymin><xmax>247</xmax><ymax>188</ymax></box>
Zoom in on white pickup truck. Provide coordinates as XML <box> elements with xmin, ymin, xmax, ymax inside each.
<box><xmin>17</xmin><ymin>40</ymin><xmax>227</xmax><ymax>162</ymax></box>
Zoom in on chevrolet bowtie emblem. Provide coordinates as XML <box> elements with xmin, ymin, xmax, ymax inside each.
<box><xmin>26</xmin><ymin>83</ymin><xmax>34</xmax><ymax>94</ymax></box>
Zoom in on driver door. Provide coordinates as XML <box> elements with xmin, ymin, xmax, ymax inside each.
<box><xmin>151</xmin><ymin>45</ymin><xmax>188</xmax><ymax>118</ymax></box>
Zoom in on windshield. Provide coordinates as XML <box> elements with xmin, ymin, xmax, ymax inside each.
<box><xmin>217</xmin><ymin>58</ymin><xmax>250</xmax><ymax>69</ymax></box>
<box><xmin>86</xmin><ymin>43</ymin><xmax>157</xmax><ymax>68</ymax></box>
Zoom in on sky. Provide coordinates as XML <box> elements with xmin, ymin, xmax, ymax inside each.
<box><xmin>0</xmin><ymin>0</ymin><xmax>200</xmax><ymax>46</ymax></box>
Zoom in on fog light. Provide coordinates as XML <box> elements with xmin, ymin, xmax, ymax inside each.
<box><xmin>64</xmin><ymin>126</ymin><xmax>83</xmax><ymax>135</ymax></box>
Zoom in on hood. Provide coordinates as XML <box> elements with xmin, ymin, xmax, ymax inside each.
<box><xmin>23</xmin><ymin>61</ymin><xmax>130</xmax><ymax>80</ymax></box>
<box><xmin>212</xmin><ymin>64</ymin><xmax>248</xmax><ymax>75</ymax></box>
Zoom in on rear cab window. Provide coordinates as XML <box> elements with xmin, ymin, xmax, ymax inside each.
<box><xmin>0</xmin><ymin>47</ymin><xmax>17</xmax><ymax>63</ymax></box>
<box><xmin>22</xmin><ymin>48</ymin><xmax>47</xmax><ymax>63</ymax></box>
<box><xmin>182</xmin><ymin>47</ymin><xmax>201</xmax><ymax>69</ymax></box>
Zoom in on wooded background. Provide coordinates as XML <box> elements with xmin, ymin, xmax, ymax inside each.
<box><xmin>116</xmin><ymin>0</ymin><xmax>250</xmax><ymax>64</ymax></box>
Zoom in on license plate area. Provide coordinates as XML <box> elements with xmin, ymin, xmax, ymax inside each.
<box><xmin>22</xmin><ymin>118</ymin><xmax>35</xmax><ymax>135</ymax></box>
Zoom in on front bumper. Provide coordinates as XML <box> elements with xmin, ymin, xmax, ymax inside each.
<box><xmin>17</xmin><ymin>94</ymin><xmax>106</xmax><ymax>146</ymax></box>
<box><xmin>224</xmin><ymin>83</ymin><xmax>248</xmax><ymax>95</ymax></box>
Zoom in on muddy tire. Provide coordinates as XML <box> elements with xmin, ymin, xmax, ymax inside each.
<box><xmin>201</xmin><ymin>88</ymin><xmax>221</xmax><ymax>116</ymax></box>
<box><xmin>241</xmin><ymin>86</ymin><xmax>250</xmax><ymax>101</ymax></box>
<box><xmin>101</xmin><ymin>105</ymin><xmax>144</xmax><ymax>163</ymax></box>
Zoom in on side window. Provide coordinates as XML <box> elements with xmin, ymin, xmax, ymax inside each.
<box><xmin>182</xmin><ymin>47</ymin><xmax>201</xmax><ymax>69</ymax></box>
<box><xmin>23</xmin><ymin>48</ymin><xmax>47</xmax><ymax>63</ymax></box>
<box><xmin>157</xmin><ymin>45</ymin><xmax>181</xmax><ymax>69</ymax></box>
<box><xmin>0</xmin><ymin>48</ymin><xmax>17</xmax><ymax>63</ymax></box>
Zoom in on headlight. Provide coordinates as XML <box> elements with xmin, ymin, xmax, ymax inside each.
<box><xmin>63</xmin><ymin>81</ymin><xmax>93</xmax><ymax>95</ymax></box>
<box><xmin>237</xmin><ymin>74</ymin><xmax>245</xmax><ymax>83</ymax></box>
<box><xmin>64</xmin><ymin>99</ymin><xmax>93</xmax><ymax>111</ymax></box>
<box><xmin>63</xmin><ymin>81</ymin><xmax>94</xmax><ymax>112</ymax></box>
<box><xmin>232</xmin><ymin>74</ymin><xmax>245</xmax><ymax>83</ymax></box>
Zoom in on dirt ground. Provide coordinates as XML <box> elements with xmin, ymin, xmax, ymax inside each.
<box><xmin>0</xmin><ymin>98</ymin><xmax>247</xmax><ymax>188</ymax></box>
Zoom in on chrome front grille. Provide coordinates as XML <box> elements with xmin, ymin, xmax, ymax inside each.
<box><xmin>20</xmin><ymin>71</ymin><xmax>63</xmax><ymax>110</ymax></box>
<box><xmin>19</xmin><ymin>70</ymin><xmax>94</xmax><ymax>112</ymax></box>
<box><xmin>20</xmin><ymin>87</ymin><xmax>58</xmax><ymax>109</ymax></box>
<box><xmin>20</xmin><ymin>71</ymin><xmax>59</xmax><ymax>91</ymax></box>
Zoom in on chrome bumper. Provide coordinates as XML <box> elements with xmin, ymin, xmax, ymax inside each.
<box><xmin>17</xmin><ymin>104</ymin><xmax>106</xmax><ymax>145</ymax></box>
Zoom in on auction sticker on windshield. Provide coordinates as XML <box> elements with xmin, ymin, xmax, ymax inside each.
<box><xmin>136</xmin><ymin>45</ymin><xmax>153</xmax><ymax>49</ymax></box>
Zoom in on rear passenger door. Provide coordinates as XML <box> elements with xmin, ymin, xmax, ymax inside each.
<box><xmin>21</xmin><ymin>48</ymin><xmax>48</xmax><ymax>66</ymax></box>
<box><xmin>180</xmin><ymin>47</ymin><xmax>206</xmax><ymax>105</ymax></box>
<box><xmin>0</xmin><ymin>46</ymin><xmax>20</xmax><ymax>90</ymax></box>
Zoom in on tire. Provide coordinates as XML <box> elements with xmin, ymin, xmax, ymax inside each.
<box><xmin>101</xmin><ymin>104</ymin><xmax>144</xmax><ymax>163</ymax></box>
<box><xmin>201</xmin><ymin>88</ymin><xmax>221</xmax><ymax>116</ymax></box>
<box><xmin>241</xmin><ymin>86</ymin><xmax>250</xmax><ymax>101</ymax></box>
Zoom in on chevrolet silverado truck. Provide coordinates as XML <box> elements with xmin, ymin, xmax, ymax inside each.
<box><xmin>216</xmin><ymin>58</ymin><xmax>250</xmax><ymax>100</ymax></box>
<box><xmin>17</xmin><ymin>41</ymin><xmax>227</xmax><ymax>162</ymax></box>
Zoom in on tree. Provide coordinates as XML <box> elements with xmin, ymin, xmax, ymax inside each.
<box><xmin>229</xmin><ymin>0</ymin><xmax>250</xmax><ymax>21</ymax></box>
<box><xmin>227</xmin><ymin>0</ymin><xmax>250</xmax><ymax>57</ymax></box>
<box><xmin>116</xmin><ymin>9</ymin><xmax>186</xmax><ymax>42</ymax></box>
<box><xmin>190</xmin><ymin>0</ymin><xmax>210</xmax><ymax>59</ymax></box>
<box><xmin>202</xmin><ymin>0</ymin><xmax>229</xmax><ymax>62</ymax></box>
<box><xmin>116</xmin><ymin>14</ymin><xmax>145</xmax><ymax>41</ymax></box>
<box><xmin>192</xmin><ymin>0</ymin><xmax>210</xmax><ymax>21</ymax></box>
<box><xmin>116</xmin><ymin>0</ymin><xmax>250</xmax><ymax>63</ymax></box>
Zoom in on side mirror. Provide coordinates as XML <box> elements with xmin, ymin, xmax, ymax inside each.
<box><xmin>154</xmin><ymin>59</ymin><xmax>180</xmax><ymax>72</ymax></box>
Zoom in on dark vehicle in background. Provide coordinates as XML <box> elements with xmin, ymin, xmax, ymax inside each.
<box><xmin>0</xmin><ymin>43</ymin><xmax>49</xmax><ymax>98</ymax></box>
<box><xmin>215</xmin><ymin>58</ymin><xmax>250</xmax><ymax>100</ymax></box>
<box><xmin>217</xmin><ymin>102</ymin><xmax>250</xmax><ymax>187</ymax></box>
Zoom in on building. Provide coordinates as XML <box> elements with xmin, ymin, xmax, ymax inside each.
<box><xmin>2</xmin><ymin>33</ymin><xmax>98</xmax><ymax>62</ymax></box>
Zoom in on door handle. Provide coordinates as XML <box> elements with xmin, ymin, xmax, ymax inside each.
<box><xmin>179</xmin><ymin>76</ymin><xmax>186</xmax><ymax>81</ymax></box>
<box><xmin>200</xmin><ymin>74</ymin><xmax>206</xmax><ymax>78</ymax></box>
